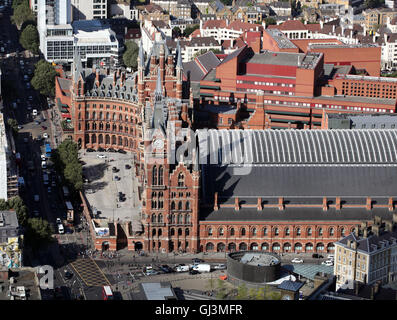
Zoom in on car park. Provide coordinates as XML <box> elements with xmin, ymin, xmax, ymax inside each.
<box><xmin>291</xmin><ymin>258</ymin><xmax>304</xmax><ymax>264</ymax></box>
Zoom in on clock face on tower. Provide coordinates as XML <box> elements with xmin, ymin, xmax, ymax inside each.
<box><xmin>153</xmin><ymin>139</ymin><xmax>164</xmax><ymax>150</ymax></box>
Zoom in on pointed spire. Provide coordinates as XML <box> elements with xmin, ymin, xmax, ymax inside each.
<box><xmin>155</xmin><ymin>70</ymin><xmax>162</xmax><ymax>96</ymax></box>
<box><xmin>176</xmin><ymin>40</ymin><xmax>183</xmax><ymax>69</ymax></box>
<box><xmin>138</xmin><ymin>39</ymin><xmax>144</xmax><ymax>68</ymax></box>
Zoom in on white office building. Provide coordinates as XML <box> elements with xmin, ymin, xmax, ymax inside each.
<box><xmin>71</xmin><ymin>0</ymin><xmax>108</xmax><ymax>20</ymax></box>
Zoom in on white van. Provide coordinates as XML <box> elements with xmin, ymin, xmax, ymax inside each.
<box><xmin>58</xmin><ymin>223</ymin><xmax>64</xmax><ymax>234</ymax></box>
<box><xmin>176</xmin><ymin>265</ymin><xmax>189</xmax><ymax>272</ymax></box>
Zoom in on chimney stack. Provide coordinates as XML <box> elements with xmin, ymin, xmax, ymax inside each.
<box><xmin>336</xmin><ymin>197</ymin><xmax>341</xmax><ymax>211</ymax></box>
<box><xmin>323</xmin><ymin>197</ymin><xmax>328</xmax><ymax>211</ymax></box>
<box><xmin>257</xmin><ymin>197</ymin><xmax>262</xmax><ymax>211</ymax></box>
<box><xmin>389</xmin><ymin>197</ymin><xmax>394</xmax><ymax>211</ymax></box>
<box><xmin>366</xmin><ymin>197</ymin><xmax>372</xmax><ymax>211</ymax></box>
<box><xmin>278</xmin><ymin>197</ymin><xmax>284</xmax><ymax>211</ymax></box>
<box><xmin>95</xmin><ymin>69</ymin><xmax>100</xmax><ymax>87</ymax></box>
<box><xmin>121</xmin><ymin>71</ymin><xmax>126</xmax><ymax>86</ymax></box>
<box><xmin>214</xmin><ymin>192</ymin><xmax>219</xmax><ymax>211</ymax></box>
<box><xmin>235</xmin><ymin>197</ymin><xmax>240</xmax><ymax>211</ymax></box>
<box><xmin>113</xmin><ymin>71</ymin><xmax>117</xmax><ymax>86</ymax></box>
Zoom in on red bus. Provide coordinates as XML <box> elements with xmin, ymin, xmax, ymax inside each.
<box><xmin>102</xmin><ymin>286</ymin><xmax>113</xmax><ymax>300</ymax></box>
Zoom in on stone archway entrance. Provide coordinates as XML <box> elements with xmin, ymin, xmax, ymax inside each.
<box><xmin>134</xmin><ymin>241</ymin><xmax>143</xmax><ymax>251</ymax></box>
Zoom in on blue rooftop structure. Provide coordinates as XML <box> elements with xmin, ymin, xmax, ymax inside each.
<box><xmin>277</xmin><ymin>280</ymin><xmax>304</xmax><ymax>292</ymax></box>
<box><xmin>283</xmin><ymin>264</ymin><xmax>334</xmax><ymax>280</ymax></box>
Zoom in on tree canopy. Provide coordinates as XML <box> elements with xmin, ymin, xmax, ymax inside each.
<box><xmin>52</xmin><ymin>140</ymin><xmax>83</xmax><ymax>191</ymax></box>
<box><xmin>11</xmin><ymin>1</ymin><xmax>35</xmax><ymax>28</ymax></box>
<box><xmin>183</xmin><ymin>24</ymin><xmax>199</xmax><ymax>37</ymax></box>
<box><xmin>20</xmin><ymin>24</ymin><xmax>39</xmax><ymax>54</ymax></box>
<box><xmin>123</xmin><ymin>41</ymin><xmax>139</xmax><ymax>71</ymax></box>
<box><xmin>264</xmin><ymin>17</ymin><xmax>277</xmax><ymax>26</ymax></box>
<box><xmin>31</xmin><ymin>60</ymin><xmax>57</xmax><ymax>97</ymax></box>
<box><xmin>24</xmin><ymin>218</ymin><xmax>54</xmax><ymax>249</ymax></box>
<box><xmin>364</xmin><ymin>0</ymin><xmax>384</xmax><ymax>8</ymax></box>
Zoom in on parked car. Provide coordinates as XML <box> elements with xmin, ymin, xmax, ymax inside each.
<box><xmin>114</xmin><ymin>176</ymin><xmax>120</xmax><ymax>181</ymax></box>
<box><xmin>189</xmin><ymin>269</ymin><xmax>200</xmax><ymax>275</ymax></box>
<box><xmin>192</xmin><ymin>258</ymin><xmax>204</xmax><ymax>264</ymax></box>
<box><xmin>118</xmin><ymin>149</ymin><xmax>127</xmax><ymax>154</ymax></box>
<box><xmin>43</xmin><ymin>133</ymin><xmax>49</xmax><ymax>139</ymax></box>
<box><xmin>34</xmin><ymin>195</ymin><xmax>39</xmax><ymax>202</ymax></box>
<box><xmin>322</xmin><ymin>260</ymin><xmax>334</xmax><ymax>266</ymax></box>
<box><xmin>107</xmin><ymin>148</ymin><xmax>117</xmax><ymax>153</ymax></box>
<box><xmin>86</xmin><ymin>148</ymin><xmax>95</xmax><ymax>152</ymax></box>
<box><xmin>112</xmin><ymin>167</ymin><xmax>118</xmax><ymax>173</ymax></box>
<box><xmin>312</xmin><ymin>254</ymin><xmax>323</xmax><ymax>259</ymax></box>
<box><xmin>125</xmin><ymin>164</ymin><xmax>131</xmax><ymax>169</ymax></box>
<box><xmin>97</xmin><ymin>154</ymin><xmax>106</xmax><ymax>159</ymax></box>
<box><xmin>145</xmin><ymin>270</ymin><xmax>158</xmax><ymax>276</ymax></box>
<box><xmin>291</xmin><ymin>258</ymin><xmax>304</xmax><ymax>264</ymax></box>
<box><xmin>97</xmin><ymin>147</ymin><xmax>106</xmax><ymax>152</ymax></box>
<box><xmin>41</xmin><ymin>126</ymin><xmax>47</xmax><ymax>130</ymax></box>
<box><xmin>64</xmin><ymin>270</ymin><xmax>73</xmax><ymax>280</ymax></box>
<box><xmin>213</xmin><ymin>264</ymin><xmax>227</xmax><ymax>270</ymax></box>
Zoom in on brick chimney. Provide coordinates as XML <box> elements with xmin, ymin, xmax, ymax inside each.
<box><xmin>214</xmin><ymin>192</ymin><xmax>219</xmax><ymax>211</ymax></box>
<box><xmin>323</xmin><ymin>197</ymin><xmax>328</xmax><ymax>211</ymax></box>
<box><xmin>366</xmin><ymin>197</ymin><xmax>372</xmax><ymax>211</ymax></box>
<box><xmin>95</xmin><ymin>69</ymin><xmax>100</xmax><ymax>87</ymax></box>
<box><xmin>235</xmin><ymin>197</ymin><xmax>240</xmax><ymax>211</ymax></box>
<box><xmin>336</xmin><ymin>197</ymin><xmax>341</xmax><ymax>211</ymax></box>
<box><xmin>257</xmin><ymin>197</ymin><xmax>262</xmax><ymax>211</ymax></box>
<box><xmin>113</xmin><ymin>71</ymin><xmax>117</xmax><ymax>86</ymax></box>
<box><xmin>278</xmin><ymin>197</ymin><xmax>284</xmax><ymax>211</ymax></box>
<box><xmin>181</xmin><ymin>103</ymin><xmax>188</xmax><ymax>122</ymax></box>
<box><xmin>389</xmin><ymin>197</ymin><xmax>394</xmax><ymax>212</ymax></box>
<box><xmin>121</xmin><ymin>71</ymin><xmax>126</xmax><ymax>86</ymax></box>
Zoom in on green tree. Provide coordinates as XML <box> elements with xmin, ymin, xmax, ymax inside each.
<box><xmin>264</xmin><ymin>17</ymin><xmax>277</xmax><ymax>26</ymax></box>
<box><xmin>7</xmin><ymin>118</ymin><xmax>19</xmax><ymax>136</ymax></box>
<box><xmin>194</xmin><ymin>48</ymin><xmax>223</xmax><ymax>58</ymax></box>
<box><xmin>20</xmin><ymin>24</ymin><xmax>39</xmax><ymax>54</ymax></box>
<box><xmin>123</xmin><ymin>41</ymin><xmax>139</xmax><ymax>71</ymax></box>
<box><xmin>0</xmin><ymin>199</ymin><xmax>9</xmax><ymax>211</ymax></box>
<box><xmin>11</xmin><ymin>2</ymin><xmax>35</xmax><ymax>28</ymax></box>
<box><xmin>31</xmin><ymin>60</ymin><xmax>57</xmax><ymax>97</ymax></box>
<box><xmin>364</xmin><ymin>0</ymin><xmax>384</xmax><ymax>8</ymax></box>
<box><xmin>7</xmin><ymin>196</ymin><xmax>28</xmax><ymax>226</ymax></box>
<box><xmin>64</xmin><ymin>162</ymin><xmax>83</xmax><ymax>191</ymax></box>
<box><xmin>24</xmin><ymin>218</ymin><xmax>54</xmax><ymax>249</ymax></box>
<box><xmin>12</xmin><ymin>0</ymin><xmax>27</xmax><ymax>10</ymax></box>
<box><xmin>216</xmin><ymin>279</ymin><xmax>228</xmax><ymax>299</ymax></box>
<box><xmin>172</xmin><ymin>26</ymin><xmax>182</xmax><ymax>38</ymax></box>
<box><xmin>183</xmin><ymin>24</ymin><xmax>199</xmax><ymax>37</ymax></box>
<box><xmin>236</xmin><ymin>283</ymin><xmax>248</xmax><ymax>299</ymax></box>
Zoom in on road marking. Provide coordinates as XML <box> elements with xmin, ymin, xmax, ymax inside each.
<box><xmin>70</xmin><ymin>258</ymin><xmax>111</xmax><ymax>287</ymax></box>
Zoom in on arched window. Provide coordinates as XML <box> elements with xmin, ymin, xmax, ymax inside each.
<box><xmin>307</xmin><ymin>228</ymin><xmax>312</xmax><ymax>236</ymax></box>
<box><xmin>171</xmin><ymin>201</ymin><xmax>175</xmax><ymax>210</ymax></box>
<box><xmin>185</xmin><ymin>228</ymin><xmax>189</xmax><ymax>236</ymax></box>
<box><xmin>151</xmin><ymin>214</ymin><xmax>156</xmax><ymax>223</ymax></box>
<box><xmin>106</xmin><ymin>112</ymin><xmax>110</xmax><ymax>120</ymax></box>
<box><xmin>341</xmin><ymin>228</ymin><xmax>345</xmax><ymax>237</ymax></box>
<box><xmin>230</xmin><ymin>228</ymin><xmax>235</xmax><ymax>236</ymax></box>
<box><xmin>185</xmin><ymin>214</ymin><xmax>191</xmax><ymax>224</ymax></box>
<box><xmin>93</xmin><ymin>111</ymin><xmax>96</xmax><ymax>119</ymax></box>
<box><xmin>99</xmin><ymin>112</ymin><xmax>103</xmax><ymax>120</ymax></box>
<box><xmin>252</xmin><ymin>228</ymin><xmax>257</xmax><ymax>236</ymax></box>
<box><xmin>158</xmin><ymin>213</ymin><xmax>163</xmax><ymax>223</ymax></box>
<box><xmin>285</xmin><ymin>227</ymin><xmax>290</xmax><ymax>236</ymax></box>
<box><xmin>263</xmin><ymin>227</ymin><xmax>268</xmax><ymax>236</ymax></box>
<box><xmin>329</xmin><ymin>228</ymin><xmax>334</xmax><ymax>237</ymax></box>
<box><xmin>177</xmin><ymin>214</ymin><xmax>183</xmax><ymax>224</ymax></box>
<box><xmin>158</xmin><ymin>166</ymin><xmax>163</xmax><ymax>185</ymax></box>
<box><xmin>208</xmin><ymin>228</ymin><xmax>213</xmax><ymax>236</ymax></box>
<box><xmin>318</xmin><ymin>228</ymin><xmax>323</xmax><ymax>237</ymax></box>
<box><xmin>170</xmin><ymin>228</ymin><xmax>175</xmax><ymax>236</ymax></box>
<box><xmin>178</xmin><ymin>173</ymin><xmax>184</xmax><ymax>187</ymax></box>
<box><xmin>178</xmin><ymin>228</ymin><xmax>182</xmax><ymax>236</ymax></box>
<box><xmin>170</xmin><ymin>214</ymin><xmax>175</xmax><ymax>224</ymax></box>
<box><xmin>241</xmin><ymin>228</ymin><xmax>246</xmax><ymax>236</ymax></box>
<box><xmin>274</xmin><ymin>228</ymin><xmax>279</xmax><ymax>236</ymax></box>
<box><xmin>119</xmin><ymin>114</ymin><xmax>122</xmax><ymax>121</ymax></box>
<box><xmin>151</xmin><ymin>200</ymin><xmax>157</xmax><ymax>209</ymax></box>
<box><xmin>219</xmin><ymin>228</ymin><xmax>224</xmax><ymax>236</ymax></box>
<box><xmin>185</xmin><ymin>201</ymin><xmax>190</xmax><ymax>210</ymax></box>
<box><xmin>296</xmin><ymin>227</ymin><xmax>301</xmax><ymax>236</ymax></box>
<box><xmin>178</xmin><ymin>201</ymin><xmax>182</xmax><ymax>210</ymax></box>
<box><xmin>152</xmin><ymin>166</ymin><xmax>157</xmax><ymax>186</ymax></box>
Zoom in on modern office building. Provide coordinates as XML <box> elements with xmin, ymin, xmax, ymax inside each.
<box><xmin>71</xmin><ymin>0</ymin><xmax>108</xmax><ymax>20</ymax></box>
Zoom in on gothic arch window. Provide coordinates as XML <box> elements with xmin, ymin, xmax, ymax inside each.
<box><xmin>85</xmin><ymin>111</ymin><xmax>89</xmax><ymax>119</ymax></box>
<box><xmin>99</xmin><ymin>112</ymin><xmax>103</xmax><ymax>120</ymax></box>
<box><xmin>112</xmin><ymin>135</ymin><xmax>116</xmax><ymax>145</ymax></box>
<box><xmin>241</xmin><ymin>228</ymin><xmax>246</xmax><ymax>236</ymax></box>
<box><xmin>92</xmin><ymin>111</ymin><xmax>96</xmax><ymax>119</ymax></box>
<box><xmin>105</xmin><ymin>135</ymin><xmax>110</xmax><ymax>144</ymax></box>
<box><xmin>112</xmin><ymin>113</ymin><xmax>116</xmax><ymax>121</ymax></box>
<box><xmin>152</xmin><ymin>166</ymin><xmax>157</xmax><ymax>186</ymax></box>
<box><xmin>170</xmin><ymin>214</ymin><xmax>175</xmax><ymax>224</ymax></box>
<box><xmin>158</xmin><ymin>213</ymin><xmax>163</xmax><ymax>223</ymax></box>
<box><xmin>158</xmin><ymin>166</ymin><xmax>163</xmax><ymax>185</ymax></box>
<box><xmin>208</xmin><ymin>227</ymin><xmax>213</xmax><ymax>236</ymax></box>
<box><xmin>178</xmin><ymin>228</ymin><xmax>182</xmax><ymax>236</ymax></box>
<box><xmin>219</xmin><ymin>227</ymin><xmax>224</xmax><ymax>236</ymax></box>
<box><xmin>177</xmin><ymin>213</ymin><xmax>183</xmax><ymax>224</ymax></box>
<box><xmin>99</xmin><ymin>122</ymin><xmax>104</xmax><ymax>130</ymax></box>
<box><xmin>230</xmin><ymin>228</ymin><xmax>235</xmax><ymax>236</ymax></box>
<box><xmin>112</xmin><ymin>123</ymin><xmax>117</xmax><ymax>131</ymax></box>
<box><xmin>78</xmin><ymin>123</ymin><xmax>81</xmax><ymax>130</ymax></box>
<box><xmin>285</xmin><ymin>227</ymin><xmax>290</xmax><ymax>236</ymax></box>
<box><xmin>118</xmin><ymin>136</ymin><xmax>122</xmax><ymax>146</ymax></box>
<box><xmin>178</xmin><ymin>201</ymin><xmax>182</xmax><ymax>210</ymax></box>
<box><xmin>92</xmin><ymin>122</ymin><xmax>97</xmax><ymax>130</ymax></box>
<box><xmin>307</xmin><ymin>227</ymin><xmax>313</xmax><ymax>236</ymax></box>
<box><xmin>119</xmin><ymin>114</ymin><xmax>122</xmax><ymax>121</ymax></box>
<box><xmin>178</xmin><ymin>173</ymin><xmax>184</xmax><ymax>187</ymax></box>
<box><xmin>185</xmin><ymin>228</ymin><xmax>189</xmax><ymax>236</ymax></box>
<box><xmin>151</xmin><ymin>200</ymin><xmax>157</xmax><ymax>209</ymax></box>
<box><xmin>170</xmin><ymin>228</ymin><xmax>175</xmax><ymax>236</ymax></box>
<box><xmin>98</xmin><ymin>134</ymin><xmax>103</xmax><ymax>144</ymax></box>
<box><xmin>106</xmin><ymin>123</ymin><xmax>110</xmax><ymax>131</ymax></box>
<box><xmin>329</xmin><ymin>227</ymin><xmax>335</xmax><ymax>237</ymax></box>
<box><xmin>171</xmin><ymin>201</ymin><xmax>175</xmax><ymax>210</ymax></box>
<box><xmin>185</xmin><ymin>201</ymin><xmax>190</xmax><ymax>210</ymax></box>
<box><xmin>78</xmin><ymin>112</ymin><xmax>81</xmax><ymax>120</ymax></box>
<box><xmin>263</xmin><ymin>227</ymin><xmax>268</xmax><ymax>236</ymax></box>
<box><xmin>185</xmin><ymin>214</ymin><xmax>190</xmax><ymax>224</ymax></box>
<box><xmin>106</xmin><ymin>112</ymin><xmax>110</xmax><ymax>120</ymax></box>
<box><xmin>296</xmin><ymin>227</ymin><xmax>301</xmax><ymax>236</ymax></box>
<box><xmin>274</xmin><ymin>227</ymin><xmax>279</xmax><ymax>236</ymax></box>
<box><xmin>151</xmin><ymin>214</ymin><xmax>156</xmax><ymax>223</ymax></box>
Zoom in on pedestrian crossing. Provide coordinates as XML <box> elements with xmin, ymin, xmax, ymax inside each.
<box><xmin>70</xmin><ymin>258</ymin><xmax>111</xmax><ymax>287</ymax></box>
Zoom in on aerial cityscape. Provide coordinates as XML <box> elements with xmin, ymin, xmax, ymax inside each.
<box><xmin>1</xmin><ymin>0</ymin><xmax>397</xmax><ymax>304</ymax></box>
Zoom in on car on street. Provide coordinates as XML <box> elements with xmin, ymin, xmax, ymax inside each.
<box><xmin>117</xmin><ymin>149</ymin><xmax>127</xmax><ymax>154</ymax></box>
<box><xmin>213</xmin><ymin>264</ymin><xmax>227</xmax><ymax>270</ymax></box>
<box><xmin>56</xmin><ymin>218</ymin><xmax>61</xmax><ymax>224</ymax></box>
<box><xmin>47</xmin><ymin>187</ymin><xmax>51</xmax><ymax>193</ymax></box>
<box><xmin>114</xmin><ymin>176</ymin><xmax>120</xmax><ymax>181</ymax></box>
<box><xmin>189</xmin><ymin>269</ymin><xmax>200</xmax><ymax>275</ymax></box>
<box><xmin>35</xmin><ymin>120</ymin><xmax>40</xmax><ymax>125</ymax></box>
<box><xmin>192</xmin><ymin>258</ymin><xmax>204</xmax><ymax>264</ymax></box>
<box><xmin>144</xmin><ymin>270</ymin><xmax>158</xmax><ymax>276</ymax></box>
<box><xmin>159</xmin><ymin>265</ymin><xmax>173</xmax><ymax>273</ymax></box>
<box><xmin>41</xmin><ymin>154</ymin><xmax>46</xmax><ymax>161</ymax></box>
<box><xmin>86</xmin><ymin>148</ymin><xmax>95</xmax><ymax>152</ymax></box>
<box><xmin>64</xmin><ymin>270</ymin><xmax>73</xmax><ymax>280</ymax></box>
<box><xmin>291</xmin><ymin>258</ymin><xmax>304</xmax><ymax>264</ymax></box>
<box><xmin>34</xmin><ymin>195</ymin><xmax>39</xmax><ymax>202</ymax></box>
<box><xmin>322</xmin><ymin>260</ymin><xmax>334</xmax><ymax>266</ymax></box>
<box><xmin>51</xmin><ymin>181</ymin><xmax>56</xmax><ymax>187</ymax></box>
<box><xmin>97</xmin><ymin>154</ymin><xmax>106</xmax><ymax>158</ymax></box>
<box><xmin>17</xmin><ymin>125</ymin><xmax>22</xmax><ymax>130</ymax></box>
<box><xmin>312</xmin><ymin>254</ymin><xmax>324</xmax><ymax>259</ymax></box>
<box><xmin>43</xmin><ymin>133</ymin><xmax>49</xmax><ymax>139</ymax></box>
<box><xmin>112</xmin><ymin>167</ymin><xmax>118</xmax><ymax>173</ymax></box>
<box><xmin>107</xmin><ymin>148</ymin><xmax>117</xmax><ymax>153</ymax></box>
<box><xmin>97</xmin><ymin>147</ymin><xmax>105</xmax><ymax>152</ymax></box>
<box><xmin>125</xmin><ymin>164</ymin><xmax>131</xmax><ymax>169</ymax></box>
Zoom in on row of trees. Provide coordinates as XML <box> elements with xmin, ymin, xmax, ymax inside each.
<box><xmin>0</xmin><ymin>197</ymin><xmax>53</xmax><ymax>249</ymax></box>
<box><xmin>31</xmin><ymin>59</ymin><xmax>57</xmax><ymax>97</ymax></box>
<box><xmin>51</xmin><ymin>140</ymin><xmax>83</xmax><ymax>192</ymax></box>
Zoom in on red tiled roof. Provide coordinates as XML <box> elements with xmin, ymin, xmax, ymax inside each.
<box><xmin>202</xmin><ymin>20</ymin><xmax>227</xmax><ymax>29</ymax></box>
<box><xmin>191</xmin><ymin>29</ymin><xmax>201</xmax><ymax>38</ymax></box>
<box><xmin>228</xmin><ymin>20</ymin><xmax>263</xmax><ymax>32</ymax></box>
<box><xmin>268</xmin><ymin>19</ymin><xmax>306</xmax><ymax>31</ymax></box>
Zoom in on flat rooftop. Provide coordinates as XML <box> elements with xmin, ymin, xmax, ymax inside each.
<box><xmin>246</xmin><ymin>51</ymin><xmax>322</xmax><ymax>69</ymax></box>
<box><xmin>0</xmin><ymin>269</ymin><xmax>41</xmax><ymax>300</ymax></box>
<box><xmin>265</xmin><ymin>29</ymin><xmax>297</xmax><ymax>49</ymax></box>
<box><xmin>81</xmin><ymin>151</ymin><xmax>141</xmax><ymax>223</ymax></box>
<box><xmin>316</xmin><ymin>94</ymin><xmax>397</xmax><ymax>106</ymax></box>
<box><xmin>239</xmin><ymin>252</ymin><xmax>280</xmax><ymax>266</ymax></box>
